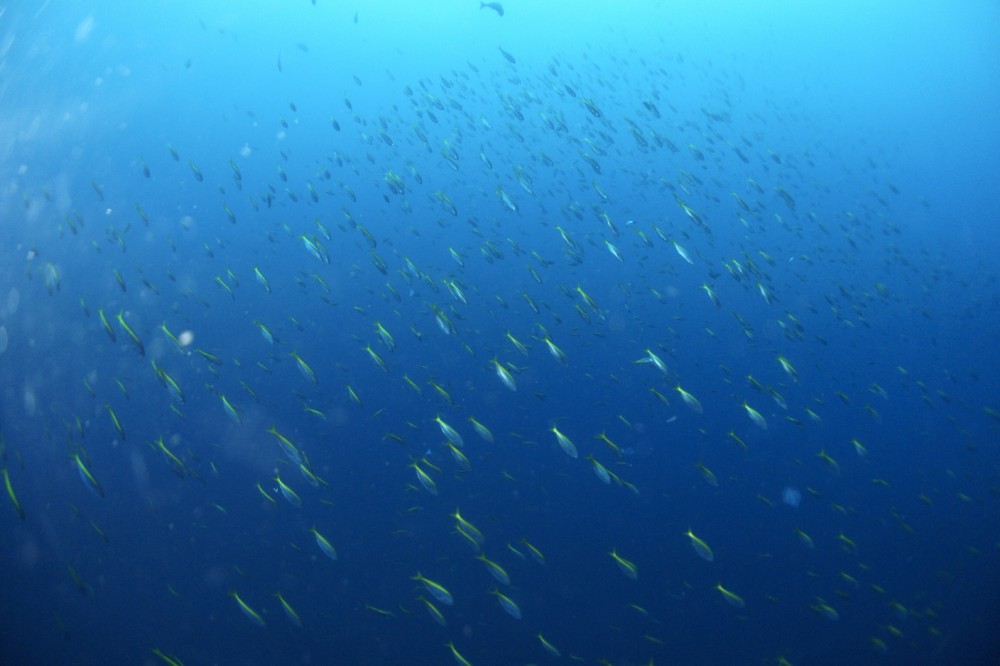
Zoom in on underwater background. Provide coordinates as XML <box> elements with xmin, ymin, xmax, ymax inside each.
<box><xmin>1</xmin><ymin>1</ymin><xmax>998</xmax><ymax>664</ymax></box>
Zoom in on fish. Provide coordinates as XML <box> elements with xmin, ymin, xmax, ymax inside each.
<box><xmin>452</xmin><ymin>509</ymin><xmax>485</xmax><ymax>546</ymax></box>
<box><xmin>490</xmin><ymin>587</ymin><xmax>521</xmax><ymax>619</ymax></box>
<box><xmin>610</xmin><ymin>548</ymin><xmax>638</xmax><ymax>579</ymax></box>
<box><xmin>446</xmin><ymin>641</ymin><xmax>472</xmax><ymax>666</ymax></box>
<box><xmin>417</xmin><ymin>595</ymin><xmax>447</xmax><ymax>627</ymax></box>
<box><xmin>311</xmin><ymin>527</ymin><xmax>338</xmax><ymax>561</ymax></box>
<box><xmin>537</xmin><ymin>634</ymin><xmax>561</xmax><ymax>658</ymax></box>
<box><xmin>3</xmin><ymin>467</ymin><xmax>25</xmax><ymax>520</ymax></box>
<box><xmin>151</xmin><ymin>648</ymin><xmax>183</xmax><ymax>666</ymax></box>
<box><xmin>220</xmin><ymin>395</ymin><xmax>241</xmax><ymax>425</ymax></box>
<box><xmin>435</xmin><ymin>415</ymin><xmax>464</xmax><ymax>447</ymax></box>
<box><xmin>275</xmin><ymin>592</ymin><xmax>302</xmax><ymax>627</ymax></box>
<box><xmin>468</xmin><ymin>417</ymin><xmax>494</xmax><ymax>443</ymax></box>
<box><xmin>493</xmin><ymin>358</ymin><xmax>517</xmax><ymax>391</ymax></box>
<box><xmin>480</xmin><ymin>1</ymin><xmax>504</xmax><ymax>17</ymax></box>
<box><xmin>116</xmin><ymin>311</ymin><xmax>145</xmax><ymax>356</ymax></box>
<box><xmin>743</xmin><ymin>401</ymin><xmax>768</xmax><ymax>429</ymax></box>
<box><xmin>231</xmin><ymin>591</ymin><xmax>266</xmax><ymax>627</ymax></box>
<box><xmin>715</xmin><ymin>582</ymin><xmax>746</xmax><ymax>608</ymax></box>
<box><xmin>686</xmin><ymin>528</ymin><xmax>714</xmax><ymax>562</ymax></box>
<box><xmin>413</xmin><ymin>572</ymin><xmax>453</xmax><ymax>606</ymax></box>
<box><xmin>476</xmin><ymin>553</ymin><xmax>510</xmax><ymax>585</ymax></box>
<box><xmin>550</xmin><ymin>426</ymin><xmax>578</xmax><ymax>458</ymax></box>
<box><xmin>74</xmin><ymin>453</ymin><xmax>105</xmax><ymax>498</ymax></box>
<box><xmin>98</xmin><ymin>309</ymin><xmax>116</xmax><ymax>342</ymax></box>
<box><xmin>275</xmin><ymin>474</ymin><xmax>302</xmax><ymax>508</ymax></box>
<box><xmin>411</xmin><ymin>461</ymin><xmax>438</xmax><ymax>496</ymax></box>
<box><xmin>676</xmin><ymin>386</ymin><xmax>703</xmax><ymax>414</ymax></box>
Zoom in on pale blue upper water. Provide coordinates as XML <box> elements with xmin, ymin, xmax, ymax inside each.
<box><xmin>1</xmin><ymin>2</ymin><xmax>998</xmax><ymax>664</ymax></box>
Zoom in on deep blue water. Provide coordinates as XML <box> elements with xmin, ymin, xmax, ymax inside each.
<box><xmin>1</xmin><ymin>2</ymin><xmax>999</xmax><ymax>665</ymax></box>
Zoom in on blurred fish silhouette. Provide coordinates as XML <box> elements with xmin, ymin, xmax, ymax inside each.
<box><xmin>480</xmin><ymin>2</ymin><xmax>504</xmax><ymax>17</ymax></box>
<box><xmin>498</xmin><ymin>45</ymin><xmax>516</xmax><ymax>64</ymax></box>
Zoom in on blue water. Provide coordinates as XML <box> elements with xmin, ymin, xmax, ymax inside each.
<box><xmin>1</xmin><ymin>2</ymin><xmax>999</xmax><ymax>664</ymax></box>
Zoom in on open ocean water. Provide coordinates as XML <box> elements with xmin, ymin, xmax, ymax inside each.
<box><xmin>1</xmin><ymin>1</ymin><xmax>998</xmax><ymax>664</ymax></box>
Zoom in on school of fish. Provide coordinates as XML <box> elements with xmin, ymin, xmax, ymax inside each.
<box><xmin>1</xmin><ymin>5</ymin><xmax>995</xmax><ymax>666</ymax></box>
